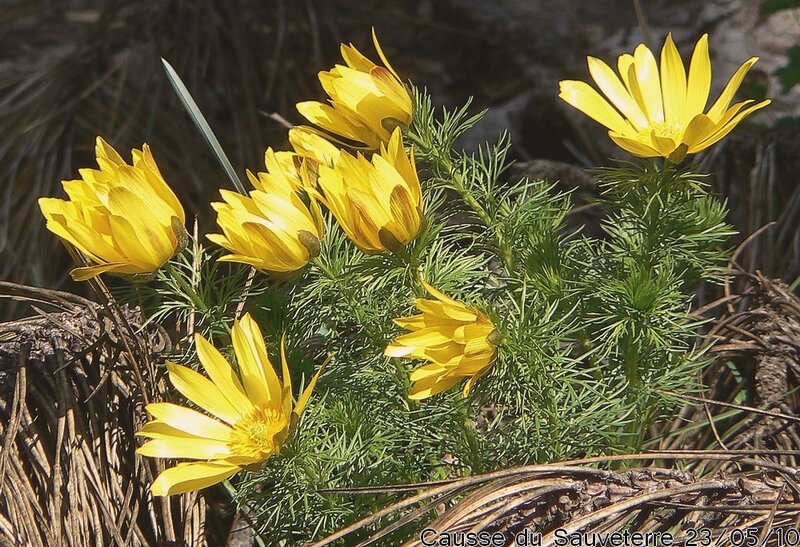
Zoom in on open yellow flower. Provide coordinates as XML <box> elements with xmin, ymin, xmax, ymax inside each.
<box><xmin>313</xmin><ymin>127</ymin><xmax>422</xmax><ymax>253</ymax></box>
<box><xmin>385</xmin><ymin>282</ymin><xmax>499</xmax><ymax>399</ymax></box>
<box><xmin>207</xmin><ymin>172</ymin><xmax>324</xmax><ymax>274</ymax></box>
<box><xmin>137</xmin><ymin>314</ymin><xmax>325</xmax><ymax>496</ymax></box>
<box><xmin>558</xmin><ymin>33</ymin><xmax>771</xmax><ymax>161</ymax></box>
<box><xmin>38</xmin><ymin>137</ymin><xmax>186</xmax><ymax>280</ymax></box>
<box><xmin>297</xmin><ymin>28</ymin><xmax>412</xmax><ymax>149</ymax></box>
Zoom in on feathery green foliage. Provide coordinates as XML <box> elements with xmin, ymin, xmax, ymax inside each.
<box><xmin>115</xmin><ymin>84</ymin><xmax>734</xmax><ymax>543</ymax></box>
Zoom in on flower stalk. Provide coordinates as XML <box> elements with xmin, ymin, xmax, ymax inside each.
<box><xmin>408</xmin><ymin>130</ymin><xmax>516</xmax><ymax>272</ymax></box>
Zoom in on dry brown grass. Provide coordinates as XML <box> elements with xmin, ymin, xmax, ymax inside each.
<box><xmin>0</xmin><ymin>281</ymin><xmax>205</xmax><ymax>546</ymax></box>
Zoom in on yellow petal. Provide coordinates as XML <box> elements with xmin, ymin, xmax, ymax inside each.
<box><xmin>194</xmin><ymin>334</ymin><xmax>253</xmax><ymax>414</ymax></box>
<box><xmin>166</xmin><ymin>362</ymin><xmax>242</xmax><ymax>425</ymax></box>
<box><xmin>633</xmin><ymin>43</ymin><xmax>664</xmax><ymax>123</ymax></box>
<box><xmin>659</xmin><ymin>33</ymin><xmax>687</xmax><ymax>124</ymax></box>
<box><xmin>409</xmin><ymin>363</ymin><xmax>447</xmax><ymax>382</ymax></box>
<box><xmin>462</xmin><ymin>335</ymin><xmax>494</xmax><ymax>358</ymax></box>
<box><xmin>294</xmin><ymin>353</ymin><xmax>329</xmax><ymax>416</ymax></box>
<box><xmin>391</xmin><ymin>326</ymin><xmax>455</xmax><ymax>349</ymax></box>
<box><xmin>558</xmin><ymin>80</ymin><xmax>633</xmax><ymax>136</ymax></box>
<box><xmin>679</xmin><ymin>113</ymin><xmax>716</xmax><ymax>150</ymax></box>
<box><xmin>296</xmin><ymin>101</ymin><xmax>379</xmax><ymax>148</ymax></box>
<box><xmin>650</xmin><ymin>130</ymin><xmax>678</xmax><ymax>157</ymax></box>
<box><xmin>415</xmin><ymin>298</ymin><xmax>478</xmax><ymax>323</ymax></box>
<box><xmin>144</xmin><ymin>402</ymin><xmax>233</xmax><ymax>441</ymax></box>
<box><xmin>139</xmin><ymin>143</ymin><xmax>185</xmax><ymax>223</ymax></box>
<box><xmin>38</xmin><ymin>198</ymin><xmax>123</xmax><ymax>264</ymax></box>
<box><xmin>137</xmin><ymin>437</ymin><xmax>231</xmax><ymax>460</ymax></box>
<box><xmin>150</xmin><ymin>461</ymin><xmax>240</xmax><ymax>496</ymax></box>
<box><xmin>289</xmin><ymin>126</ymin><xmax>340</xmax><ymax>167</ymax></box>
<box><xmin>136</xmin><ymin>420</ymin><xmax>223</xmax><ymax>441</ymax></box>
<box><xmin>279</xmin><ymin>334</ymin><xmax>292</xmax><ymax>397</ymax></box>
<box><xmin>70</xmin><ymin>263</ymin><xmax>138</xmax><ymax>281</ymax></box>
<box><xmin>107</xmin><ymin>212</ymin><xmax>160</xmax><ymax>269</ymax></box>
<box><xmin>607</xmin><ymin>132</ymin><xmax>661</xmax><ymax>157</ymax></box>
<box><xmin>408</xmin><ymin>374</ymin><xmax>462</xmax><ymax>400</ymax></box>
<box><xmin>383</xmin><ymin>128</ymin><xmax>421</xmax><ymax>204</ymax></box>
<box><xmin>384</xmin><ymin>343</ymin><xmax>415</xmax><ymax>358</ymax></box>
<box><xmin>587</xmin><ymin>56</ymin><xmax>648</xmax><ymax>129</ymax></box>
<box><xmin>462</xmin><ymin>367</ymin><xmax>490</xmax><ymax>396</ymax></box>
<box><xmin>393</xmin><ymin>313</ymin><xmax>462</xmax><ymax>331</ymax></box>
<box><xmin>706</xmin><ymin>57</ymin><xmax>759</xmax><ymax>122</ymax></box>
<box><xmin>685</xmin><ymin>34</ymin><xmax>711</xmax><ymax>121</ymax></box>
<box><xmin>340</xmin><ymin>43</ymin><xmax>375</xmax><ymax>72</ymax></box>
<box><xmin>95</xmin><ymin>136</ymin><xmax>126</xmax><ymax>166</ymax></box>
<box><xmin>621</xmin><ymin>57</ymin><xmax>650</xmax><ymax>124</ymax></box>
<box><xmin>692</xmin><ymin>99</ymin><xmax>770</xmax><ymax>151</ymax></box>
<box><xmin>372</xmin><ymin>27</ymin><xmax>402</xmax><ymax>82</ymax></box>
<box><xmin>421</xmin><ymin>281</ymin><xmax>469</xmax><ymax>310</ymax></box>
<box><xmin>231</xmin><ymin>314</ymin><xmax>282</xmax><ymax>405</ymax></box>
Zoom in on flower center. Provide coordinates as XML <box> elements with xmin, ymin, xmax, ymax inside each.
<box><xmin>228</xmin><ymin>404</ymin><xmax>289</xmax><ymax>461</ymax></box>
<box><xmin>642</xmin><ymin>120</ymin><xmax>683</xmax><ymax>142</ymax></box>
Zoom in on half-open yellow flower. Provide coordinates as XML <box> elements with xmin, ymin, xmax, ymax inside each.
<box><xmin>137</xmin><ymin>314</ymin><xmax>325</xmax><ymax>496</ymax></box>
<box><xmin>38</xmin><ymin>137</ymin><xmax>186</xmax><ymax>280</ymax></box>
<box><xmin>207</xmin><ymin>170</ymin><xmax>324</xmax><ymax>274</ymax></box>
<box><xmin>558</xmin><ymin>33</ymin><xmax>770</xmax><ymax>161</ymax></box>
<box><xmin>313</xmin><ymin>127</ymin><xmax>422</xmax><ymax>253</ymax></box>
<box><xmin>385</xmin><ymin>282</ymin><xmax>498</xmax><ymax>400</ymax></box>
<box><xmin>297</xmin><ymin>29</ymin><xmax>412</xmax><ymax>149</ymax></box>
<box><xmin>267</xmin><ymin>127</ymin><xmax>342</xmax><ymax>189</ymax></box>
<box><xmin>288</xmin><ymin>126</ymin><xmax>341</xmax><ymax>170</ymax></box>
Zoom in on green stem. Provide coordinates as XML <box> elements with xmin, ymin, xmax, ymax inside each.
<box><xmin>618</xmin><ymin>166</ymin><xmax>675</xmax><ymax>455</ymax></box>
<box><xmin>312</xmin><ymin>257</ymin><xmax>383</xmax><ymax>343</ymax></box>
<box><xmin>427</xmin><ymin>146</ymin><xmax>516</xmax><ymax>272</ymax></box>
<box><xmin>164</xmin><ymin>261</ymin><xmax>208</xmax><ymax>314</ymax></box>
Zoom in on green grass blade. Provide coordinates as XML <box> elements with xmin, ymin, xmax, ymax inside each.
<box><xmin>161</xmin><ymin>58</ymin><xmax>246</xmax><ymax>194</ymax></box>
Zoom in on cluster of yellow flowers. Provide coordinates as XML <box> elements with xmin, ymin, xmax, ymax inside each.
<box><xmin>38</xmin><ymin>30</ymin><xmax>500</xmax><ymax>495</ymax></box>
<box><xmin>37</xmin><ymin>31</ymin><xmax>767</xmax><ymax>495</ymax></box>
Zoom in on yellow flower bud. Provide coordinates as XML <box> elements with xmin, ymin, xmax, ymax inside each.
<box><xmin>386</xmin><ymin>282</ymin><xmax>498</xmax><ymax>400</ymax></box>
<box><xmin>313</xmin><ymin>128</ymin><xmax>423</xmax><ymax>253</ymax></box>
<box><xmin>38</xmin><ymin>137</ymin><xmax>186</xmax><ymax>281</ymax></box>
<box><xmin>297</xmin><ymin>29</ymin><xmax>412</xmax><ymax>149</ymax></box>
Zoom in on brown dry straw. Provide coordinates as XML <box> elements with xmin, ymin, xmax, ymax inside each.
<box><xmin>0</xmin><ymin>281</ymin><xmax>205</xmax><ymax>546</ymax></box>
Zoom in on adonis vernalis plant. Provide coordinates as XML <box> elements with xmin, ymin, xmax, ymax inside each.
<box><xmin>36</xmin><ymin>29</ymin><xmax>768</xmax><ymax>543</ymax></box>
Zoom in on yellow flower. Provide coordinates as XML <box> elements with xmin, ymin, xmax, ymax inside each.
<box><xmin>558</xmin><ymin>33</ymin><xmax>770</xmax><ymax>161</ymax></box>
<box><xmin>270</xmin><ymin>127</ymin><xmax>343</xmax><ymax>191</ymax></box>
<box><xmin>385</xmin><ymin>281</ymin><xmax>499</xmax><ymax>399</ymax></box>
<box><xmin>297</xmin><ymin>29</ymin><xmax>412</xmax><ymax>149</ymax></box>
<box><xmin>137</xmin><ymin>314</ymin><xmax>325</xmax><ymax>496</ymax></box>
<box><xmin>38</xmin><ymin>137</ymin><xmax>186</xmax><ymax>281</ymax></box>
<box><xmin>207</xmin><ymin>173</ymin><xmax>324</xmax><ymax>274</ymax></box>
<box><xmin>313</xmin><ymin>127</ymin><xmax>422</xmax><ymax>253</ymax></box>
<box><xmin>288</xmin><ymin>126</ymin><xmax>341</xmax><ymax>169</ymax></box>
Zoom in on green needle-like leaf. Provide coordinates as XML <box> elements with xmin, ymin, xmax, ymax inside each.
<box><xmin>161</xmin><ymin>58</ymin><xmax>246</xmax><ymax>194</ymax></box>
